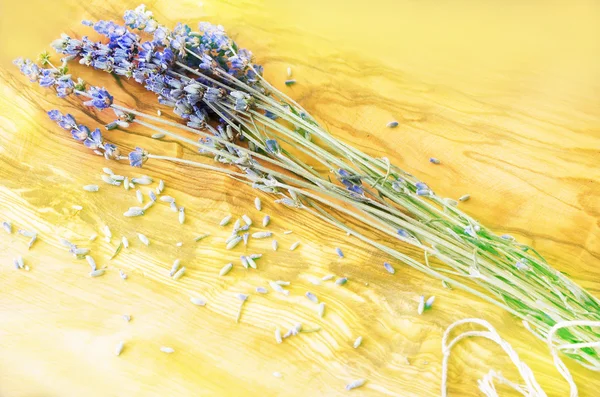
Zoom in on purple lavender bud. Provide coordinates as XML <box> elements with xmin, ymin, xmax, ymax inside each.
<box><xmin>264</xmin><ymin>110</ymin><xmax>278</xmax><ymax>120</ymax></box>
<box><xmin>103</xmin><ymin>143</ymin><xmax>120</xmax><ymax>160</ymax></box>
<box><xmin>128</xmin><ymin>147</ymin><xmax>146</xmax><ymax>167</ymax></box>
<box><xmin>348</xmin><ymin>185</ymin><xmax>364</xmax><ymax>195</ymax></box>
<box><xmin>47</xmin><ymin>110</ymin><xmax>62</xmax><ymax>121</ymax></box>
<box><xmin>416</xmin><ymin>189</ymin><xmax>430</xmax><ymax>196</ymax></box>
<box><xmin>397</xmin><ymin>229</ymin><xmax>410</xmax><ymax>238</ymax></box>
<box><xmin>415</xmin><ymin>182</ymin><xmax>428</xmax><ymax>189</ymax></box>
<box><xmin>83</xmin><ymin>128</ymin><xmax>103</xmax><ymax>149</ymax></box>
<box><xmin>149</xmin><ymin>190</ymin><xmax>157</xmax><ymax>202</ymax></box>
<box><xmin>81</xmin><ymin>20</ymin><xmax>93</xmax><ymax>26</ymax></box>
<box><xmin>429</xmin><ymin>158</ymin><xmax>441</xmax><ymax>165</ymax></box>
<box><xmin>335</xmin><ymin>247</ymin><xmax>344</xmax><ymax>258</ymax></box>
<box><xmin>71</xmin><ymin>125</ymin><xmax>90</xmax><ymax>141</ymax></box>
<box><xmin>84</xmin><ymin>86</ymin><xmax>113</xmax><ymax>110</ymax></box>
<box><xmin>265</xmin><ymin>139</ymin><xmax>281</xmax><ymax>154</ymax></box>
<box><xmin>58</xmin><ymin>114</ymin><xmax>76</xmax><ymax>130</ymax></box>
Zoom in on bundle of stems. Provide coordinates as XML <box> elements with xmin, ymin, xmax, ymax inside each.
<box><xmin>16</xmin><ymin>4</ymin><xmax>600</xmax><ymax>377</ymax></box>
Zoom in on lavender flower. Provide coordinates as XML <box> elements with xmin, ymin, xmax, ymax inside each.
<box><xmin>83</xmin><ymin>128</ymin><xmax>103</xmax><ymax>149</ymax></box>
<box><xmin>84</xmin><ymin>86</ymin><xmax>113</xmax><ymax>109</ymax></box>
<box><xmin>128</xmin><ymin>147</ymin><xmax>147</xmax><ymax>167</ymax></box>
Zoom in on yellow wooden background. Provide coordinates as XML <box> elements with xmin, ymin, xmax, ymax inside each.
<box><xmin>1</xmin><ymin>0</ymin><xmax>599</xmax><ymax>396</ymax></box>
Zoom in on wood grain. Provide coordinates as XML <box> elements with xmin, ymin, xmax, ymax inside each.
<box><xmin>0</xmin><ymin>0</ymin><xmax>599</xmax><ymax>396</ymax></box>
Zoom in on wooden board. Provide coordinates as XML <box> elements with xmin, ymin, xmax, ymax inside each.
<box><xmin>0</xmin><ymin>0</ymin><xmax>599</xmax><ymax>395</ymax></box>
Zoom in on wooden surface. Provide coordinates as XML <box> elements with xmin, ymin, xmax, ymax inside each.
<box><xmin>1</xmin><ymin>0</ymin><xmax>599</xmax><ymax>396</ymax></box>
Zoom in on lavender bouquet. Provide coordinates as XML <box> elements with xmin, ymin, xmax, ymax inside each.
<box><xmin>15</xmin><ymin>4</ymin><xmax>600</xmax><ymax>387</ymax></box>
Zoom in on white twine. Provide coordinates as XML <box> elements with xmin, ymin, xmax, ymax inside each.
<box><xmin>442</xmin><ymin>318</ymin><xmax>547</xmax><ymax>397</ymax></box>
<box><xmin>442</xmin><ymin>318</ymin><xmax>600</xmax><ymax>397</ymax></box>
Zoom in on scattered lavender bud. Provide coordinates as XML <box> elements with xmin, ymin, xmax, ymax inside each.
<box><xmin>226</xmin><ymin>236</ymin><xmax>242</xmax><ymax>250</ymax></box>
<box><xmin>255</xmin><ymin>197</ymin><xmax>262</xmax><ymax>211</ymax></box>
<box><xmin>220</xmin><ymin>214</ymin><xmax>232</xmax><ymax>226</ymax></box>
<box><xmin>195</xmin><ymin>233</ymin><xmax>210</xmax><ymax>242</ymax></box>
<box><xmin>335</xmin><ymin>247</ymin><xmax>344</xmax><ymax>258</ymax></box>
<box><xmin>143</xmin><ymin>201</ymin><xmax>154</xmax><ymax>211</ymax></box>
<box><xmin>123</xmin><ymin>314</ymin><xmax>131</xmax><ymax>322</ymax></box>
<box><xmin>123</xmin><ymin>177</ymin><xmax>129</xmax><ymax>191</ymax></box>
<box><xmin>262</xmin><ymin>215</ymin><xmax>270</xmax><ymax>227</ymax></box>
<box><xmin>275</xmin><ymin>327</ymin><xmax>282</xmax><ymax>344</ymax></box>
<box><xmin>220</xmin><ymin>263</ymin><xmax>233</xmax><ymax>276</ymax></box>
<box><xmin>269</xmin><ymin>281</ymin><xmax>290</xmax><ymax>296</ymax></box>
<box><xmin>386</xmin><ymin>121</ymin><xmax>399</xmax><ymax>128</ymax></box>
<box><xmin>170</xmin><ymin>201</ymin><xmax>178</xmax><ymax>212</ymax></box>
<box><xmin>317</xmin><ymin>302</ymin><xmax>325</xmax><ymax>318</ymax></box>
<box><xmin>246</xmin><ymin>256</ymin><xmax>257</xmax><ymax>269</ymax></box>
<box><xmin>2</xmin><ymin>221</ymin><xmax>12</xmax><ymax>234</ymax></box>
<box><xmin>115</xmin><ymin>341</ymin><xmax>125</xmax><ymax>356</ymax></box>
<box><xmin>236</xmin><ymin>293</ymin><xmax>249</xmax><ymax>323</ymax></box>
<box><xmin>429</xmin><ymin>158</ymin><xmax>441</xmax><ymax>164</ymax></box>
<box><xmin>425</xmin><ymin>296</ymin><xmax>435</xmax><ymax>309</ymax></box>
<box><xmin>14</xmin><ymin>256</ymin><xmax>24</xmax><ymax>269</ymax></box>
<box><xmin>242</xmin><ymin>214</ymin><xmax>252</xmax><ymax>226</ymax></box>
<box><xmin>233</xmin><ymin>219</ymin><xmax>241</xmax><ymax>231</ymax></box>
<box><xmin>353</xmin><ymin>336</ymin><xmax>363</xmax><ymax>349</ymax></box>
<box><xmin>151</xmin><ymin>133</ymin><xmax>166</xmax><ymax>139</ymax></box>
<box><xmin>122</xmin><ymin>236</ymin><xmax>129</xmax><ymax>248</ymax></box>
<box><xmin>287</xmin><ymin>66</ymin><xmax>292</xmax><ymax>77</ymax></box>
<box><xmin>335</xmin><ymin>277</ymin><xmax>348</xmax><ymax>286</ymax></box>
<box><xmin>283</xmin><ymin>230</ymin><xmax>293</xmax><ymax>235</ymax></box>
<box><xmin>322</xmin><ymin>275</ymin><xmax>335</xmax><ymax>281</ymax></box>
<box><xmin>178</xmin><ymin>207</ymin><xmax>185</xmax><ymax>224</ymax></box>
<box><xmin>190</xmin><ymin>297</ymin><xmax>207</xmax><ymax>306</ymax></box>
<box><xmin>272</xmin><ymin>240</ymin><xmax>278</xmax><ymax>251</ymax></box>
<box><xmin>284</xmin><ymin>79</ymin><xmax>296</xmax><ymax>86</ymax></box>
<box><xmin>417</xmin><ymin>295</ymin><xmax>425</xmax><ymax>315</ymax></box>
<box><xmin>85</xmin><ymin>255</ymin><xmax>97</xmax><ymax>271</ymax></box>
<box><xmin>240</xmin><ymin>256</ymin><xmax>249</xmax><ymax>269</ymax></box>
<box><xmin>459</xmin><ymin>194</ymin><xmax>470</xmax><ymax>202</ymax></box>
<box><xmin>119</xmin><ymin>269</ymin><xmax>128</xmax><ymax>280</ymax></box>
<box><xmin>137</xmin><ymin>233</ymin><xmax>149</xmax><ymax>246</ymax></box>
<box><xmin>149</xmin><ymin>190</ymin><xmax>157</xmax><ymax>202</ymax></box>
<box><xmin>289</xmin><ymin>241</ymin><xmax>300</xmax><ymax>251</ymax></box>
<box><xmin>305</xmin><ymin>292</ymin><xmax>319</xmax><ymax>303</ymax></box>
<box><xmin>124</xmin><ymin>207</ymin><xmax>144</xmax><ymax>217</ymax></box>
<box><xmin>256</xmin><ymin>287</ymin><xmax>268</xmax><ymax>294</ymax></box>
<box><xmin>89</xmin><ymin>233</ymin><xmax>97</xmax><ymax>241</ymax></box>
<box><xmin>172</xmin><ymin>267</ymin><xmax>186</xmax><ymax>280</ymax></box>
<box><xmin>90</xmin><ymin>269</ymin><xmax>105</xmax><ymax>277</ymax></box>
<box><xmin>18</xmin><ymin>229</ymin><xmax>35</xmax><ymax>238</ymax></box>
<box><xmin>243</xmin><ymin>233</ymin><xmax>249</xmax><ymax>246</ymax></box>
<box><xmin>132</xmin><ymin>176</ymin><xmax>152</xmax><ymax>185</ymax></box>
<box><xmin>176</xmin><ymin>241</ymin><xmax>183</xmax><ymax>247</ymax></box>
<box><xmin>157</xmin><ymin>179</ymin><xmax>165</xmax><ymax>194</ymax></box>
<box><xmin>252</xmin><ymin>231</ymin><xmax>272</xmax><ymax>239</ymax></box>
<box><xmin>160</xmin><ymin>196</ymin><xmax>175</xmax><ymax>203</ymax></box>
<box><xmin>169</xmin><ymin>259</ymin><xmax>181</xmax><ymax>277</ymax></box>
<box><xmin>83</xmin><ymin>184</ymin><xmax>99</xmax><ymax>192</ymax></box>
<box><xmin>273</xmin><ymin>371</ymin><xmax>283</xmax><ymax>378</ymax></box>
<box><xmin>160</xmin><ymin>347</ymin><xmax>175</xmax><ymax>354</ymax></box>
<box><xmin>345</xmin><ymin>379</ymin><xmax>366</xmax><ymax>391</ymax></box>
<box><xmin>136</xmin><ymin>190</ymin><xmax>143</xmax><ymax>204</ymax></box>
<box><xmin>103</xmin><ymin>167</ymin><xmax>114</xmax><ymax>175</ymax></box>
<box><xmin>383</xmin><ymin>262</ymin><xmax>395</xmax><ymax>274</ymax></box>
